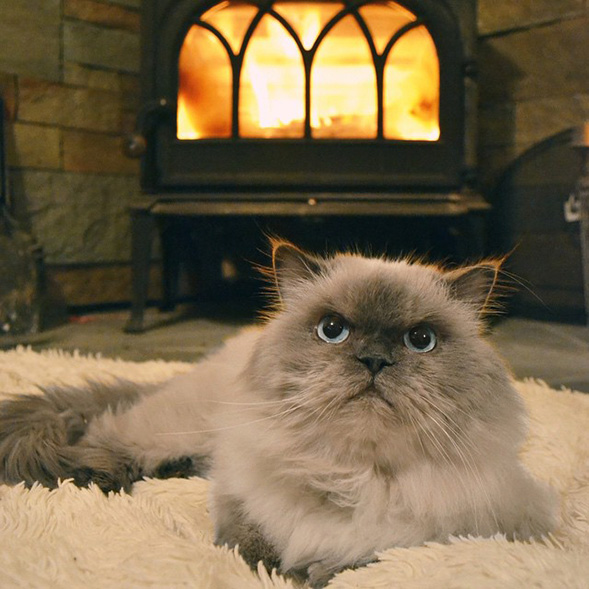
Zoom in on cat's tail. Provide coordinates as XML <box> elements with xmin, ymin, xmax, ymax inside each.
<box><xmin>0</xmin><ymin>381</ymin><xmax>147</xmax><ymax>488</ymax></box>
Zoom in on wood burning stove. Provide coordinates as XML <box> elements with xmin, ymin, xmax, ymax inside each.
<box><xmin>137</xmin><ymin>0</ymin><xmax>480</xmax><ymax>192</ymax></box>
<box><xmin>126</xmin><ymin>0</ymin><xmax>488</xmax><ymax>332</ymax></box>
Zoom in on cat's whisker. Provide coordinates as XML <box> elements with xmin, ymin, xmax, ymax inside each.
<box><xmin>262</xmin><ymin>389</ymin><xmax>337</xmax><ymax>428</ymax></box>
<box><xmin>498</xmin><ymin>269</ymin><xmax>550</xmax><ymax>311</ymax></box>
<box><xmin>417</xmin><ymin>396</ymin><xmax>478</xmax><ymax>454</ymax></box>
<box><xmin>176</xmin><ymin>397</ymin><xmax>295</xmax><ymax>407</ymax></box>
<box><xmin>420</xmin><ymin>409</ymin><xmax>483</xmax><ymax>533</ymax></box>
<box><xmin>406</xmin><ymin>412</ymin><xmax>429</xmax><ymax>462</ymax></box>
<box><xmin>450</xmin><ymin>429</ymin><xmax>500</xmax><ymax>530</ymax></box>
<box><xmin>279</xmin><ymin>402</ymin><xmax>331</xmax><ymax>432</ymax></box>
<box><xmin>304</xmin><ymin>393</ymin><xmax>346</xmax><ymax>429</ymax></box>
<box><xmin>418</xmin><ymin>416</ymin><xmax>484</xmax><ymax>534</ymax></box>
<box><xmin>436</xmin><ymin>397</ymin><xmax>476</xmax><ymax>422</ymax></box>
<box><xmin>202</xmin><ymin>399</ymin><xmax>293</xmax><ymax>407</ymax></box>
<box><xmin>412</xmin><ymin>416</ymin><xmax>479</xmax><ymax>527</ymax></box>
<box><xmin>418</xmin><ymin>396</ymin><xmax>500</xmax><ymax>531</ymax></box>
<box><xmin>413</xmin><ymin>412</ymin><xmax>454</xmax><ymax>469</ymax></box>
<box><xmin>257</xmin><ymin>397</ymin><xmax>320</xmax><ymax>433</ymax></box>
<box><xmin>154</xmin><ymin>402</ymin><xmax>307</xmax><ymax>436</ymax></box>
<box><xmin>421</xmin><ymin>399</ymin><xmax>479</xmax><ymax>456</ymax></box>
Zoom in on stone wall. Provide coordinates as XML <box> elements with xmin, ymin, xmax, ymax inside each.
<box><xmin>477</xmin><ymin>0</ymin><xmax>589</xmax><ymax>190</ymax></box>
<box><xmin>0</xmin><ymin>0</ymin><xmax>155</xmax><ymax>306</ymax></box>
<box><xmin>1</xmin><ymin>0</ymin><xmax>588</xmax><ymax>306</ymax></box>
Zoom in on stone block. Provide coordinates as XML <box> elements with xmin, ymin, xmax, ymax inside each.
<box><xmin>478</xmin><ymin>93</ymin><xmax>589</xmax><ymax>190</ymax></box>
<box><xmin>64</xmin><ymin>63</ymin><xmax>122</xmax><ymax>92</ymax></box>
<box><xmin>479</xmin><ymin>16</ymin><xmax>589</xmax><ymax>104</ymax></box>
<box><xmin>477</xmin><ymin>144</ymin><xmax>519</xmax><ymax>191</ymax></box>
<box><xmin>479</xmin><ymin>103</ymin><xmax>516</xmax><ymax>149</ymax></box>
<box><xmin>0</xmin><ymin>73</ymin><xmax>17</xmax><ymax>120</ymax></box>
<box><xmin>478</xmin><ymin>0</ymin><xmax>585</xmax><ymax>36</ymax></box>
<box><xmin>107</xmin><ymin>0</ymin><xmax>141</xmax><ymax>8</ymax></box>
<box><xmin>63</xmin><ymin>65</ymin><xmax>140</xmax><ymax>114</ymax></box>
<box><xmin>11</xmin><ymin>170</ymin><xmax>141</xmax><ymax>264</ymax></box>
<box><xmin>49</xmin><ymin>263</ymin><xmax>162</xmax><ymax>307</ymax></box>
<box><xmin>64</xmin><ymin>20</ymin><xmax>140</xmax><ymax>74</ymax></box>
<box><xmin>18</xmin><ymin>78</ymin><xmax>122</xmax><ymax>133</ymax></box>
<box><xmin>64</xmin><ymin>0</ymin><xmax>141</xmax><ymax>33</ymax></box>
<box><xmin>63</xmin><ymin>129</ymin><xmax>139</xmax><ymax>175</ymax></box>
<box><xmin>515</xmin><ymin>94</ymin><xmax>589</xmax><ymax>150</ymax></box>
<box><xmin>120</xmin><ymin>111</ymin><xmax>138</xmax><ymax>135</ymax></box>
<box><xmin>0</xmin><ymin>0</ymin><xmax>61</xmax><ymax>81</ymax></box>
<box><xmin>510</xmin><ymin>233</ymin><xmax>583</xmax><ymax>289</ymax></box>
<box><xmin>7</xmin><ymin>123</ymin><xmax>61</xmax><ymax>170</ymax></box>
<box><xmin>119</xmin><ymin>75</ymin><xmax>141</xmax><ymax>111</ymax></box>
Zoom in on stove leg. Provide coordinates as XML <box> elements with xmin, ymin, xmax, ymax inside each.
<box><xmin>466</xmin><ymin>212</ymin><xmax>487</xmax><ymax>260</ymax></box>
<box><xmin>125</xmin><ymin>207</ymin><xmax>155</xmax><ymax>333</ymax></box>
<box><xmin>455</xmin><ymin>212</ymin><xmax>486</xmax><ymax>261</ymax></box>
<box><xmin>160</xmin><ymin>219</ymin><xmax>180</xmax><ymax>312</ymax></box>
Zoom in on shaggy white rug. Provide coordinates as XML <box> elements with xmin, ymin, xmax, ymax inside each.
<box><xmin>0</xmin><ymin>347</ymin><xmax>588</xmax><ymax>589</ymax></box>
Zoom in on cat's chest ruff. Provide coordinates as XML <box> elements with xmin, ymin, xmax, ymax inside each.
<box><xmin>304</xmin><ymin>468</ymin><xmax>396</xmax><ymax>518</ymax></box>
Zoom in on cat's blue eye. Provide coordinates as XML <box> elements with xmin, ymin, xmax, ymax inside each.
<box><xmin>316</xmin><ymin>315</ymin><xmax>350</xmax><ymax>344</ymax></box>
<box><xmin>403</xmin><ymin>325</ymin><xmax>437</xmax><ymax>353</ymax></box>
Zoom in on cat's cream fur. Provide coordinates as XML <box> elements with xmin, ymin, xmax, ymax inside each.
<box><xmin>0</xmin><ymin>241</ymin><xmax>558</xmax><ymax>586</ymax></box>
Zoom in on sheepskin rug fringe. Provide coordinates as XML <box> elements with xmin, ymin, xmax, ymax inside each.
<box><xmin>1</xmin><ymin>347</ymin><xmax>588</xmax><ymax>588</ymax></box>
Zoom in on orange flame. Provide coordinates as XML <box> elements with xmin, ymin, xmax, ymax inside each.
<box><xmin>178</xmin><ymin>2</ymin><xmax>440</xmax><ymax>141</ymax></box>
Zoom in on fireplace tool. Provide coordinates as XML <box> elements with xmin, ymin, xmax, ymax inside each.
<box><xmin>0</xmin><ymin>96</ymin><xmax>42</xmax><ymax>337</ymax></box>
<box><xmin>572</xmin><ymin>122</ymin><xmax>589</xmax><ymax>325</ymax></box>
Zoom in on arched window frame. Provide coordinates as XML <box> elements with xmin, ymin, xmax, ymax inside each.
<box><xmin>178</xmin><ymin>0</ymin><xmax>440</xmax><ymax>141</ymax></box>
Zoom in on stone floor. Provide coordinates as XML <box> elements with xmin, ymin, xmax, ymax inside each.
<box><xmin>2</xmin><ymin>303</ymin><xmax>588</xmax><ymax>393</ymax></box>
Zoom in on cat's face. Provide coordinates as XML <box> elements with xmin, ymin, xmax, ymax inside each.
<box><xmin>248</xmin><ymin>242</ymin><xmax>523</xmax><ymax>468</ymax></box>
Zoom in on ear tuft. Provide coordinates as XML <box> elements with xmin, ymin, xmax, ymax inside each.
<box><xmin>444</xmin><ymin>260</ymin><xmax>503</xmax><ymax>314</ymax></box>
<box><xmin>271</xmin><ymin>239</ymin><xmax>323</xmax><ymax>302</ymax></box>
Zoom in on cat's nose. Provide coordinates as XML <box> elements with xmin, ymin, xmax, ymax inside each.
<box><xmin>356</xmin><ymin>355</ymin><xmax>393</xmax><ymax>375</ymax></box>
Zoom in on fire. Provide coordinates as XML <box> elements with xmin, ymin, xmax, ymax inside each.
<box><xmin>177</xmin><ymin>1</ymin><xmax>440</xmax><ymax>141</ymax></box>
<box><xmin>384</xmin><ymin>24</ymin><xmax>440</xmax><ymax>140</ymax></box>
<box><xmin>240</xmin><ymin>16</ymin><xmax>306</xmax><ymax>137</ymax></box>
<box><xmin>177</xmin><ymin>25</ymin><xmax>232</xmax><ymax>139</ymax></box>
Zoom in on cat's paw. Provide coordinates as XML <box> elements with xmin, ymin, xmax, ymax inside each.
<box><xmin>70</xmin><ymin>447</ymin><xmax>141</xmax><ymax>493</ymax></box>
<box><xmin>59</xmin><ymin>409</ymin><xmax>89</xmax><ymax>444</ymax></box>
<box><xmin>215</xmin><ymin>522</ymin><xmax>281</xmax><ymax>572</ymax></box>
<box><xmin>213</xmin><ymin>499</ymin><xmax>281</xmax><ymax>573</ymax></box>
<box><xmin>153</xmin><ymin>455</ymin><xmax>211</xmax><ymax>480</ymax></box>
<box><xmin>237</xmin><ymin>527</ymin><xmax>282</xmax><ymax>572</ymax></box>
<box><xmin>305</xmin><ymin>557</ymin><xmax>376</xmax><ymax>588</ymax></box>
<box><xmin>306</xmin><ymin>562</ymin><xmax>340</xmax><ymax>588</ymax></box>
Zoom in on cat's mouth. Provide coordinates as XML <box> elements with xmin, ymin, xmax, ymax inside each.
<box><xmin>349</xmin><ymin>385</ymin><xmax>395</xmax><ymax>410</ymax></box>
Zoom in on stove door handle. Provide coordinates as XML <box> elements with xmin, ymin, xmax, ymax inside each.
<box><xmin>125</xmin><ymin>98</ymin><xmax>174</xmax><ymax>158</ymax></box>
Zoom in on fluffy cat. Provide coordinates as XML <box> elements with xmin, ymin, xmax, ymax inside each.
<box><xmin>0</xmin><ymin>240</ymin><xmax>558</xmax><ymax>587</ymax></box>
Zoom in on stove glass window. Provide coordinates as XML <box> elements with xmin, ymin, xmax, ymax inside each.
<box><xmin>177</xmin><ymin>0</ymin><xmax>440</xmax><ymax>142</ymax></box>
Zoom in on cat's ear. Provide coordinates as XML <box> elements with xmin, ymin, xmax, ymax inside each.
<box><xmin>271</xmin><ymin>239</ymin><xmax>323</xmax><ymax>301</ymax></box>
<box><xmin>443</xmin><ymin>261</ymin><xmax>502</xmax><ymax>314</ymax></box>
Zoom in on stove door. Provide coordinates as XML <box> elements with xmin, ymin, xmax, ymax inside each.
<box><xmin>143</xmin><ymin>0</ymin><xmax>466</xmax><ymax>194</ymax></box>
